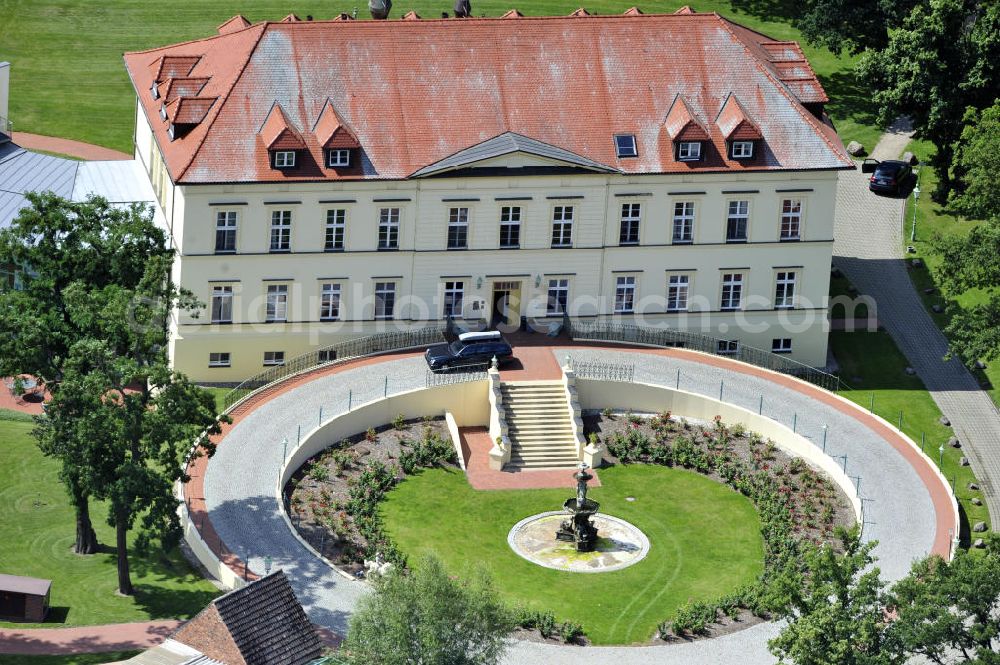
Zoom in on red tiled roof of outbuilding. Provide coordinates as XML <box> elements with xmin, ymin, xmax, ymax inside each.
<box><xmin>123</xmin><ymin>11</ymin><xmax>852</xmax><ymax>184</ymax></box>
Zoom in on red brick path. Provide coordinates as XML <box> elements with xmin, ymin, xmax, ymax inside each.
<box><xmin>0</xmin><ymin>620</ymin><xmax>180</xmax><ymax>655</ymax></box>
<box><xmin>12</xmin><ymin>132</ymin><xmax>132</xmax><ymax>161</ymax></box>
<box><xmin>460</xmin><ymin>426</ymin><xmax>601</xmax><ymax>490</ymax></box>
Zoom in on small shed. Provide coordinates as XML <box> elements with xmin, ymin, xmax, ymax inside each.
<box><xmin>0</xmin><ymin>573</ymin><xmax>51</xmax><ymax>622</ymax></box>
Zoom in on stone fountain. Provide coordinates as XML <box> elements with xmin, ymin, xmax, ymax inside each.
<box><xmin>555</xmin><ymin>463</ymin><xmax>600</xmax><ymax>552</ymax></box>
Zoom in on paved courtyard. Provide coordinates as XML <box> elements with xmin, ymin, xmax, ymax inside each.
<box><xmin>198</xmin><ymin>343</ymin><xmax>949</xmax><ymax>665</ymax></box>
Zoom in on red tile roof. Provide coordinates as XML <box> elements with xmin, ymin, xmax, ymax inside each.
<box><xmin>123</xmin><ymin>11</ymin><xmax>851</xmax><ymax>184</ymax></box>
<box><xmin>217</xmin><ymin>15</ymin><xmax>251</xmax><ymax>35</ymax></box>
<box><xmin>716</xmin><ymin>93</ymin><xmax>763</xmax><ymax>140</ymax></box>
<box><xmin>664</xmin><ymin>95</ymin><xmax>711</xmax><ymax>141</ymax></box>
<box><xmin>313</xmin><ymin>101</ymin><xmax>361</xmax><ymax>149</ymax></box>
<box><xmin>160</xmin><ymin>77</ymin><xmax>210</xmax><ymax>103</ymax></box>
<box><xmin>259</xmin><ymin>104</ymin><xmax>307</xmax><ymax>150</ymax></box>
<box><xmin>165</xmin><ymin>96</ymin><xmax>217</xmax><ymax>125</ymax></box>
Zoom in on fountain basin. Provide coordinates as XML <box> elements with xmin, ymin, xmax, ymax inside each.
<box><xmin>507</xmin><ymin>511</ymin><xmax>650</xmax><ymax>573</ymax></box>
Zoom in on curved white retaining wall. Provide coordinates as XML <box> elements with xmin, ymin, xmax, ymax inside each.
<box><xmin>575</xmin><ymin>379</ymin><xmax>864</xmax><ymax>522</ymax></box>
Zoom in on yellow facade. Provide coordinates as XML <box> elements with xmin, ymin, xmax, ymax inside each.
<box><xmin>134</xmin><ymin>106</ymin><xmax>839</xmax><ymax>384</ymax></box>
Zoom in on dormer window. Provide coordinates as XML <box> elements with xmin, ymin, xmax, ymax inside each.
<box><xmin>614</xmin><ymin>134</ymin><xmax>637</xmax><ymax>158</ymax></box>
<box><xmin>327</xmin><ymin>149</ymin><xmax>351</xmax><ymax>167</ymax></box>
<box><xmin>159</xmin><ymin>105</ymin><xmax>168</xmax><ymax>121</ymax></box>
<box><xmin>151</xmin><ymin>82</ymin><xmax>160</xmax><ymax>100</ymax></box>
<box><xmin>731</xmin><ymin>141</ymin><xmax>754</xmax><ymax>159</ymax></box>
<box><xmin>273</xmin><ymin>151</ymin><xmax>296</xmax><ymax>168</ymax></box>
<box><xmin>677</xmin><ymin>142</ymin><xmax>701</xmax><ymax>161</ymax></box>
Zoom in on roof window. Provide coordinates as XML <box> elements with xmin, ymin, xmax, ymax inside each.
<box><xmin>614</xmin><ymin>134</ymin><xmax>637</xmax><ymax>158</ymax></box>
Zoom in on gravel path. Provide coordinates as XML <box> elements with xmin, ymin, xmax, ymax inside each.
<box><xmin>204</xmin><ymin>347</ymin><xmax>937</xmax><ymax>665</ymax></box>
<box><xmin>834</xmin><ymin>121</ymin><xmax>1000</xmax><ymax>523</ymax></box>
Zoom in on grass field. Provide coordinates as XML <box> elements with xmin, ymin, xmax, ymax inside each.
<box><xmin>0</xmin><ymin>653</ymin><xmax>140</xmax><ymax>665</ymax></box>
<box><xmin>830</xmin><ymin>331</ymin><xmax>990</xmax><ymax>539</ymax></box>
<box><xmin>0</xmin><ymin>1</ymin><xmax>880</xmax><ymax>153</ymax></box>
<box><xmin>381</xmin><ymin>464</ymin><xmax>764</xmax><ymax>644</ymax></box>
<box><xmin>897</xmin><ymin>139</ymin><xmax>1000</xmax><ymax>407</ymax></box>
<box><xmin>0</xmin><ymin>413</ymin><xmax>220</xmax><ymax>629</ymax></box>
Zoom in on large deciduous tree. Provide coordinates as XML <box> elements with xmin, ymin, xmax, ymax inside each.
<box><xmin>768</xmin><ymin>527</ymin><xmax>901</xmax><ymax>665</ymax></box>
<box><xmin>935</xmin><ymin>216</ymin><xmax>1000</xmax><ymax>365</ymax></box>
<box><xmin>948</xmin><ymin>102</ymin><xmax>1000</xmax><ymax>220</ymax></box>
<box><xmin>855</xmin><ymin>0</ymin><xmax>999</xmax><ymax>200</ymax></box>
<box><xmin>339</xmin><ymin>554</ymin><xmax>514</xmax><ymax>665</ymax></box>
<box><xmin>0</xmin><ymin>193</ymin><xmax>174</xmax><ymax>554</ymax></box>
<box><xmin>888</xmin><ymin>535</ymin><xmax>1000</xmax><ymax>664</ymax></box>
<box><xmin>798</xmin><ymin>0</ymin><xmax>924</xmax><ymax>56</ymax></box>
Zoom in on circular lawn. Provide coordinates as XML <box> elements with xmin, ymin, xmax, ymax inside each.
<box><xmin>380</xmin><ymin>464</ymin><xmax>764</xmax><ymax>645</ymax></box>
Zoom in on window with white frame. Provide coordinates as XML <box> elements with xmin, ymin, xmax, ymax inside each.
<box><xmin>717</xmin><ymin>340</ymin><xmax>739</xmax><ymax>355</ymax></box>
<box><xmin>672</xmin><ymin>201</ymin><xmax>695</xmax><ymax>243</ymax></box>
<box><xmin>374</xmin><ymin>282</ymin><xmax>396</xmax><ymax>319</ymax></box>
<box><xmin>378</xmin><ymin>208</ymin><xmax>400</xmax><ymax>249</ymax></box>
<box><xmin>551</xmin><ymin>206</ymin><xmax>573</xmax><ymax>247</ymax></box>
<box><xmin>720</xmin><ymin>273</ymin><xmax>744</xmax><ymax>310</ymax></box>
<box><xmin>273</xmin><ymin>151</ymin><xmax>296</xmax><ymax>168</ymax></box>
<box><xmin>780</xmin><ymin>199</ymin><xmax>802</xmax><ymax>240</ymax></box>
<box><xmin>210</xmin><ymin>285</ymin><xmax>233</xmax><ymax>323</ymax></box>
<box><xmin>499</xmin><ymin>206</ymin><xmax>521</xmax><ymax>248</ymax></box>
<box><xmin>443</xmin><ymin>281</ymin><xmax>464</xmax><ymax>317</ymax></box>
<box><xmin>208</xmin><ymin>352</ymin><xmax>231</xmax><ymax>367</ymax></box>
<box><xmin>325</xmin><ymin>209</ymin><xmax>346</xmax><ymax>251</ymax></box>
<box><xmin>266</xmin><ymin>284</ymin><xmax>288</xmax><ymax>322</ymax></box>
<box><xmin>263</xmin><ymin>351</ymin><xmax>285</xmax><ymax>366</ymax></box>
<box><xmin>547</xmin><ymin>279</ymin><xmax>569</xmax><ymax>314</ymax></box>
<box><xmin>731</xmin><ymin>141</ymin><xmax>754</xmax><ymax>159</ymax></box>
<box><xmin>320</xmin><ymin>283</ymin><xmax>341</xmax><ymax>321</ymax></box>
<box><xmin>726</xmin><ymin>200</ymin><xmax>749</xmax><ymax>242</ymax></box>
<box><xmin>677</xmin><ymin>142</ymin><xmax>701</xmax><ymax>161</ymax></box>
<box><xmin>619</xmin><ymin>203</ymin><xmax>641</xmax><ymax>245</ymax></box>
<box><xmin>667</xmin><ymin>274</ymin><xmax>689</xmax><ymax>312</ymax></box>
<box><xmin>772</xmin><ymin>338</ymin><xmax>792</xmax><ymax>354</ymax></box>
<box><xmin>447</xmin><ymin>207</ymin><xmax>469</xmax><ymax>249</ymax></box>
<box><xmin>774</xmin><ymin>271</ymin><xmax>796</xmax><ymax>309</ymax></box>
<box><xmin>270</xmin><ymin>210</ymin><xmax>292</xmax><ymax>252</ymax></box>
<box><xmin>614</xmin><ymin>276</ymin><xmax>636</xmax><ymax>313</ymax></box>
<box><xmin>615</xmin><ymin>134</ymin><xmax>637</xmax><ymax>158</ymax></box>
<box><xmin>327</xmin><ymin>149</ymin><xmax>350</xmax><ymax>167</ymax></box>
<box><xmin>215</xmin><ymin>211</ymin><xmax>237</xmax><ymax>253</ymax></box>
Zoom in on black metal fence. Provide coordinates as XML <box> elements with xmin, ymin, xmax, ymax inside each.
<box><xmin>566</xmin><ymin>357</ymin><xmax>635</xmax><ymax>383</ymax></box>
<box><xmin>568</xmin><ymin>321</ymin><xmax>843</xmax><ymax>392</ymax></box>
<box><xmin>222</xmin><ymin>326</ymin><xmax>447</xmax><ymax>412</ymax></box>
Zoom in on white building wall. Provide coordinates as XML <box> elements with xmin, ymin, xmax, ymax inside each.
<box><xmin>169</xmin><ymin>168</ymin><xmax>840</xmax><ymax>382</ymax></box>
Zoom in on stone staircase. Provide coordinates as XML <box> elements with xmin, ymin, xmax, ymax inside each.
<box><xmin>500</xmin><ymin>381</ymin><xmax>581</xmax><ymax>469</ymax></box>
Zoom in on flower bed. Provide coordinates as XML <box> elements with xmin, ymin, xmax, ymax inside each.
<box><xmin>584</xmin><ymin>410</ymin><xmax>855</xmax><ymax>639</ymax></box>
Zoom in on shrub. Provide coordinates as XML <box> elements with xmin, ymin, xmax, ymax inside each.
<box><xmin>308</xmin><ymin>462</ymin><xmax>330</xmax><ymax>482</ymax></box>
<box><xmin>601</xmin><ymin>407</ymin><xmax>614</xmax><ymax>419</ymax></box>
<box><xmin>365</xmin><ymin>427</ymin><xmax>378</xmax><ymax>442</ymax></box>
<box><xmin>392</xmin><ymin>413</ymin><xmax>406</xmax><ymax>430</ymax></box>
<box><xmin>559</xmin><ymin>620</ymin><xmax>584</xmax><ymax>643</ymax></box>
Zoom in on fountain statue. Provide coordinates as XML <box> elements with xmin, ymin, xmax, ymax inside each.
<box><xmin>555</xmin><ymin>463</ymin><xmax>600</xmax><ymax>552</ymax></box>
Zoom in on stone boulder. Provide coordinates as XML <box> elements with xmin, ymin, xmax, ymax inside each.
<box><xmin>973</xmin><ymin>538</ymin><xmax>985</xmax><ymax>549</ymax></box>
<box><xmin>972</xmin><ymin>521</ymin><xmax>987</xmax><ymax>533</ymax></box>
<box><xmin>911</xmin><ymin>258</ymin><xmax>924</xmax><ymax>268</ymax></box>
<box><xmin>949</xmin><ymin>436</ymin><xmax>961</xmax><ymax>448</ymax></box>
<box><xmin>931</xmin><ymin>304</ymin><xmax>944</xmax><ymax>314</ymax></box>
<box><xmin>960</xmin><ymin>457</ymin><xmax>969</xmax><ymax>466</ymax></box>
<box><xmin>969</xmin><ymin>482</ymin><xmax>980</xmax><ymax>491</ymax></box>
<box><xmin>905</xmin><ymin>367</ymin><xmax>917</xmax><ymax>376</ymax></box>
<box><xmin>846</xmin><ymin>141</ymin><xmax>865</xmax><ymax>156</ymax></box>
<box><xmin>940</xmin><ymin>416</ymin><xmax>951</xmax><ymax>427</ymax></box>
<box><xmin>972</xmin><ymin>497</ymin><xmax>982</xmax><ymax>506</ymax></box>
<box><xmin>901</xmin><ymin>151</ymin><xmax>918</xmax><ymax>166</ymax></box>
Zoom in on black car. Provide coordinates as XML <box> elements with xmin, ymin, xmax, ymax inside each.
<box><xmin>864</xmin><ymin>159</ymin><xmax>911</xmax><ymax>195</ymax></box>
<box><xmin>424</xmin><ymin>331</ymin><xmax>514</xmax><ymax>371</ymax></box>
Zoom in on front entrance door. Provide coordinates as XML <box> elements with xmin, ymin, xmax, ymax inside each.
<box><xmin>491</xmin><ymin>281</ymin><xmax>521</xmax><ymax>329</ymax></box>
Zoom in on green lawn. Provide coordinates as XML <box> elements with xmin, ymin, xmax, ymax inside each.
<box><xmin>198</xmin><ymin>386</ymin><xmax>230</xmax><ymax>415</ymax></box>
<box><xmin>0</xmin><ymin>653</ymin><xmax>140</xmax><ymax>665</ymax></box>
<box><xmin>380</xmin><ymin>464</ymin><xmax>764</xmax><ymax>644</ymax></box>
<box><xmin>830</xmin><ymin>331</ymin><xmax>990</xmax><ymax>540</ymax></box>
<box><xmin>899</xmin><ymin>139</ymin><xmax>999</xmax><ymax>407</ymax></box>
<box><xmin>0</xmin><ymin>413</ymin><xmax>220</xmax><ymax>629</ymax></box>
<box><xmin>0</xmin><ymin>1</ymin><xmax>878</xmax><ymax>153</ymax></box>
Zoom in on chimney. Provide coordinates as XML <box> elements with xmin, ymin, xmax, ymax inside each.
<box><xmin>0</xmin><ymin>62</ymin><xmax>9</xmax><ymax>126</ymax></box>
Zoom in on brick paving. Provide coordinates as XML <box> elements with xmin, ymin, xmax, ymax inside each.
<box><xmin>834</xmin><ymin>121</ymin><xmax>1000</xmax><ymax>524</ymax></box>
<box><xmin>11</xmin><ymin>132</ymin><xmax>132</xmax><ymax>161</ymax></box>
<box><xmin>0</xmin><ymin>376</ymin><xmax>48</xmax><ymax>415</ymax></box>
<box><xmin>0</xmin><ymin>620</ymin><xmax>180</xmax><ymax>655</ymax></box>
<box><xmin>194</xmin><ymin>341</ymin><xmax>950</xmax><ymax>664</ymax></box>
<box><xmin>460</xmin><ymin>426</ymin><xmax>601</xmax><ymax>490</ymax></box>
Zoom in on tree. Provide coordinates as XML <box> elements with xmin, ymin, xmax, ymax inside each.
<box><xmin>856</xmin><ymin>0</ymin><xmax>999</xmax><ymax>201</ymax></box>
<box><xmin>888</xmin><ymin>535</ymin><xmax>1000</xmax><ymax>663</ymax></box>
<box><xmin>798</xmin><ymin>0</ymin><xmax>924</xmax><ymax>56</ymax></box>
<box><xmin>768</xmin><ymin>527</ymin><xmax>902</xmax><ymax>665</ymax></box>
<box><xmin>0</xmin><ymin>193</ymin><xmax>174</xmax><ymax>553</ymax></box>
<box><xmin>935</xmin><ymin>216</ymin><xmax>1000</xmax><ymax>365</ymax></box>
<box><xmin>948</xmin><ymin>102</ymin><xmax>1000</xmax><ymax>220</ymax></box>
<box><xmin>339</xmin><ymin>554</ymin><xmax>514</xmax><ymax>665</ymax></box>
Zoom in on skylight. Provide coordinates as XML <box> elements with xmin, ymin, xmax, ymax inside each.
<box><xmin>615</xmin><ymin>134</ymin><xmax>637</xmax><ymax>158</ymax></box>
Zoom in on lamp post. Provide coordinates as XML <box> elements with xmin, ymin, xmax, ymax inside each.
<box><xmin>938</xmin><ymin>444</ymin><xmax>944</xmax><ymax>467</ymax></box>
<box><xmin>910</xmin><ymin>177</ymin><xmax>920</xmax><ymax>242</ymax></box>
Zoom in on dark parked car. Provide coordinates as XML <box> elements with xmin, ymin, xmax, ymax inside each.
<box><xmin>864</xmin><ymin>159</ymin><xmax>912</xmax><ymax>195</ymax></box>
<box><xmin>425</xmin><ymin>331</ymin><xmax>514</xmax><ymax>372</ymax></box>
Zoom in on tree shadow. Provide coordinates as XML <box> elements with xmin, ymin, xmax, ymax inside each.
<box><xmin>726</xmin><ymin>0</ymin><xmax>802</xmax><ymax>24</ymax></box>
<box><xmin>821</xmin><ymin>70</ymin><xmax>880</xmax><ymax>134</ymax></box>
